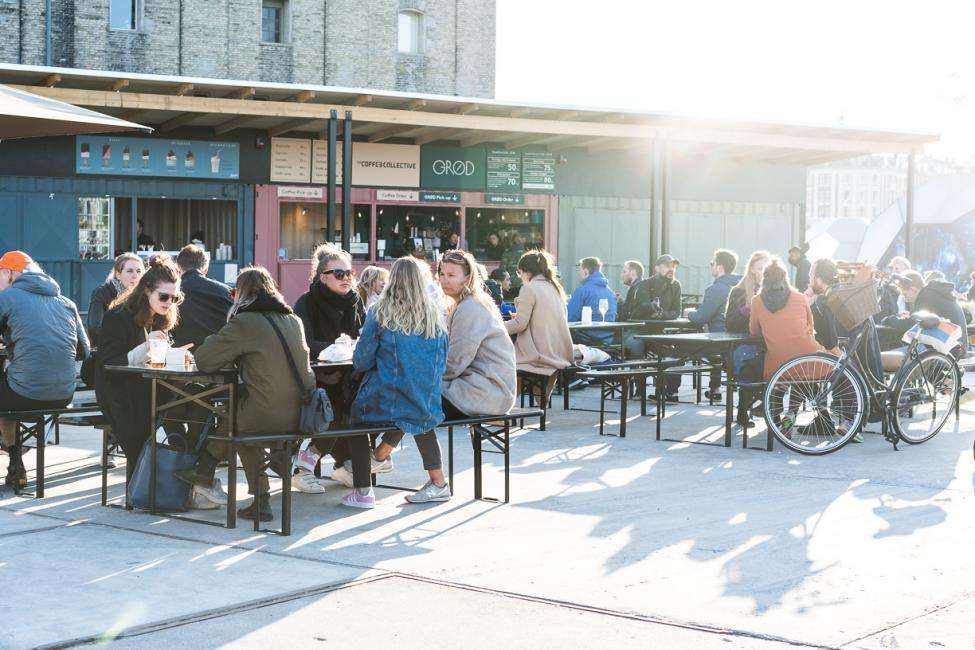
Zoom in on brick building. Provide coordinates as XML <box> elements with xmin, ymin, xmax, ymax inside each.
<box><xmin>0</xmin><ymin>0</ymin><xmax>495</xmax><ymax>97</ymax></box>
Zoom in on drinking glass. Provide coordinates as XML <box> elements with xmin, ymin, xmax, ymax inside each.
<box><xmin>598</xmin><ymin>298</ymin><xmax>609</xmax><ymax>322</ymax></box>
<box><xmin>147</xmin><ymin>339</ymin><xmax>169</xmax><ymax>368</ymax></box>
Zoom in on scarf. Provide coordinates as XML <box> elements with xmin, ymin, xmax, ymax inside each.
<box><xmin>236</xmin><ymin>292</ymin><xmax>293</xmax><ymax>316</ymax></box>
<box><xmin>110</xmin><ymin>277</ymin><xmax>126</xmax><ymax>297</ymax></box>
<box><xmin>306</xmin><ymin>281</ymin><xmax>362</xmax><ymax>342</ymax></box>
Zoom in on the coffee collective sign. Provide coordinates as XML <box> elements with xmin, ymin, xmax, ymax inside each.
<box><xmin>271</xmin><ymin>139</ymin><xmax>419</xmax><ymax>187</ymax></box>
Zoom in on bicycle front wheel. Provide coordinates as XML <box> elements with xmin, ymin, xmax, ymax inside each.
<box><xmin>763</xmin><ymin>353</ymin><xmax>867</xmax><ymax>455</ymax></box>
<box><xmin>891</xmin><ymin>350</ymin><xmax>960</xmax><ymax>444</ymax></box>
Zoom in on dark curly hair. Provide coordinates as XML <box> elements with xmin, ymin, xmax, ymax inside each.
<box><xmin>112</xmin><ymin>254</ymin><xmax>181</xmax><ymax>331</ymax></box>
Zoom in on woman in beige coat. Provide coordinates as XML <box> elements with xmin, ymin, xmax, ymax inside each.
<box><xmin>504</xmin><ymin>250</ymin><xmax>573</xmax><ymax>398</ymax></box>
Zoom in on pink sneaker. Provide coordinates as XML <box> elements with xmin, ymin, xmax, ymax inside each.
<box><xmin>295</xmin><ymin>447</ymin><xmax>320</xmax><ymax>474</ymax></box>
<box><xmin>341</xmin><ymin>488</ymin><xmax>375</xmax><ymax>509</ymax></box>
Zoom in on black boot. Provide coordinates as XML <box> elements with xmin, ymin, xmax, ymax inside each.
<box><xmin>5</xmin><ymin>445</ymin><xmax>26</xmax><ymax>490</ymax></box>
<box><xmin>238</xmin><ymin>492</ymin><xmax>273</xmax><ymax>521</ymax></box>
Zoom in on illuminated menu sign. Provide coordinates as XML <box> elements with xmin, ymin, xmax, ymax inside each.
<box><xmin>76</xmin><ymin>136</ymin><xmax>240</xmax><ymax>179</ymax></box>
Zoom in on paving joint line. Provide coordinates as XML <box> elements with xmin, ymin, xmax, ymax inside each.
<box><xmin>839</xmin><ymin>591</ymin><xmax>975</xmax><ymax>647</ymax></box>
<box><xmin>35</xmin><ymin>573</ymin><xmax>395</xmax><ymax>649</ymax></box>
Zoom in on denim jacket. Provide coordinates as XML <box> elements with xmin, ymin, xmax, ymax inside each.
<box><xmin>351</xmin><ymin>311</ymin><xmax>449</xmax><ymax>434</ymax></box>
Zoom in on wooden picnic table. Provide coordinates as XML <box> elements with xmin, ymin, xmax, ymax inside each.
<box><xmin>104</xmin><ymin>363</ymin><xmax>239</xmax><ymax>526</ymax></box>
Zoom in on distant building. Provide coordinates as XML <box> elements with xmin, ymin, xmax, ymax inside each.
<box><xmin>805</xmin><ymin>154</ymin><xmax>965</xmax><ymax>226</ymax></box>
<box><xmin>0</xmin><ymin>0</ymin><xmax>496</xmax><ymax>97</ymax></box>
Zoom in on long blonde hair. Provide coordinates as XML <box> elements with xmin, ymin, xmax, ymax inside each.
<box><xmin>374</xmin><ymin>257</ymin><xmax>445</xmax><ymax>338</ymax></box>
<box><xmin>438</xmin><ymin>250</ymin><xmax>500</xmax><ymax>320</ymax></box>
<box><xmin>357</xmin><ymin>265</ymin><xmax>389</xmax><ymax>303</ymax></box>
<box><xmin>736</xmin><ymin>250</ymin><xmax>771</xmax><ymax>302</ymax></box>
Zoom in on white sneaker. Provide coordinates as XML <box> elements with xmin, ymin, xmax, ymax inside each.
<box><xmin>330</xmin><ymin>463</ymin><xmax>354</xmax><ymax>488</ymax></box>
<box><xmin>184</xmin><ymin>486</ymin><xmax>220</xmax><ymax>510</ymax></box>
<box><xmin>405</xmin><ymin>480</ymin><xmax>450</xmax><ymax>504</ymax></box>
<box><xmin>371</xmin><ymin>453</ymin><xmax>393</xmax><ymax>474</ymax></box>
<box><xmin>294</xmin><ymin>447</ymin><xmax>320</xmax><ymax>474</ymax></box>
<box><xmin>194</xmin><ymin>478</ymin><xmax>228</xmax><ymax>506</ymax></box>
<box><xmin>293</xmin><ymin>469</ymin><xmax>325</xmax><ymax>494</ymax></box>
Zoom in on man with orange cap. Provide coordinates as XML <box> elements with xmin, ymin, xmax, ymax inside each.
<box><xmin>0</xmin><ymin>251</ymin><xmax>90</xmax><ymax>489</ymax></box>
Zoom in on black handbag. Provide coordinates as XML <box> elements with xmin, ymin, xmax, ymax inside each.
<box><xmin>262</xmin><ymin>313</ymin><xmax>334</xmax><ymax>436</ymax></box>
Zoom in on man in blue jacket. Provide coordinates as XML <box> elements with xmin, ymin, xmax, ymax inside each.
<box><xmin>568</xmin><ymin>257</ymin><xmax>618</xmax><ymax>322</ymax></box>
<box><xmin>0</xmin><ymin>251</ymin><xmax>90</xmax><ymax>488</ymax></box>
<box><xmin>686</xmin><ymin>248</ymin><xmax>741</xmax><ymax>401</ymax></box>
<box><xmin>567</xmin><ymin>256</ymin><xmax>618</xmax><ymax>348</ymax></box>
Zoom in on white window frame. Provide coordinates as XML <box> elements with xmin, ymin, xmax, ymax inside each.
<box><xmin>398</xmin><ymin>9</ymin><xmax>425</xmax><ymax>54</ymax></box>
<box><xmin>109</xmin><ymin>0</ymin><xmax>143</xmax><ymax>32</ymax></box>
<box><xmin>261</xmin><ymin>0</ymin><xmax>291</xmax><ymax>44</ymax></box>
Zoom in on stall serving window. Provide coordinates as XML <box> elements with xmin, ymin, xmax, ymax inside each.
<box><xmin>376</xmin><ymin>205</ymin><xmax>460</xmax><ymax>261</ymax></box>
<box><xmin>78</xmin><ymin>197</ymin><xmax>113</xmax><ymax>260</ymax></box>
<box><xmin>465</xmin><ymin>208</ymin><xmax>545</xmax><ymax>262</ymax></box>
<box><xmin>279</xmin><ymin>203</ymin><xmax>371</xmax><ymax>261</ymax></box>
<box><xmin>114</xmin><ymin>198</ymin><xmax>238</xmax><ymax>258</ymax></box>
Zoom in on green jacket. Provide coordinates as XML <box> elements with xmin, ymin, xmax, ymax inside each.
<box><xmin>195</xmin><ymin>310</ymin><xmax>315</xmax><ymax>435</ymax></box>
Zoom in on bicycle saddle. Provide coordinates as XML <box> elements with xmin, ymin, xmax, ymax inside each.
<box><xmin>909</xmin><ymin>310</ymin><xmax>942</xmax><ymax>329</ymax></box>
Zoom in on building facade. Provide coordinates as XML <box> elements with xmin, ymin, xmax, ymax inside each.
<box><xmin>0</xmin><ymin>0</ymin><xmax>495</xmax><ymax>96</ymax></box>
<box><xmin>805</xmin><ymin>154</ymin><xmax>964</xmax><ymax>226</ymax></box>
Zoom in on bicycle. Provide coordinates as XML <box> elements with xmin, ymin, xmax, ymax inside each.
<box><xmin>762</xmin><ymin>274</ymin><xmax>962</xmax><ymax>455</ymax></box>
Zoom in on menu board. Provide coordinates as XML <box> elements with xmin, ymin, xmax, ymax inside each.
<box><xmin>486</xmin><ymin>149</ymin><xmax>522</xmax><ymax>191</ymax></box>
<box><xmin>311</xmin><ymin>140</ymin><xmax>344</xmax><ymax>184</ymax></box>
<box><xmin>75</xmin><ymin>136</ymin><xmax>240</xmax><ymax>179</ymax></box>
<box><xmin>521</xmin><ymin>151</ymin><xmax>556</xmax><ymax>192</ymax></box>
<box><xmin>270</xmin><ymin>138</ymin><xmax>312</xmax><ymax>183</ymax></box>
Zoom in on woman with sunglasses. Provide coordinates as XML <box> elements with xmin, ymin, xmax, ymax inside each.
<box><xmin>291</xmin><ymin>243</ymin><xmax>367</xmax><ymax>493</ymax></box>
<box><xmin>93</xmin><ymin>254</ymin><xmax>188</xmax><ymax>476</ymax></box>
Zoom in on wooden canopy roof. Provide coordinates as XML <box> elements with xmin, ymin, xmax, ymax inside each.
<box><xmin>0</xmin><ymin>63</ymin><xmax>937</xmax><ymax>165</ymax></box>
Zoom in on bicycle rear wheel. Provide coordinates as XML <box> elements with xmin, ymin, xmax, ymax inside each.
<box><xmin>891</xmin><ymin>350</ymin><xmax>960</xmax><ymax>444</ymax></box>
<box><xmin>763</xmin><ymin>353</ymin><xmax>867</xmax><ymax>455</ymax></box>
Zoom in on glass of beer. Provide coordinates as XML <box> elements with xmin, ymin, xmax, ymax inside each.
<box><xmin>148</xmin><ymin>339</ymin><xmax>169</xmax><ymax>368</ymax></box>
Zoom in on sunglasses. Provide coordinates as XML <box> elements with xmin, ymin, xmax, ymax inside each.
<box><xmin>155</xmin><ymin>291</ymin><xmax>183</xmax><ymax>304</ymax></box>
<box><xmin>322</xmin><ymin>269</ymin><xmax>355</xmax><ymax>280</ymax></box>
<box><xmin>442</xmin><ymin>250</ymin><xmax>469</xmax><ymax>264</ymax></box>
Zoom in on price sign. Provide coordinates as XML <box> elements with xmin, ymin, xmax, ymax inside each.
<box><xmin>521</xmin><ymin>151</ymin><xmax>556</xmax><ymax>192</ymax></box>
<box><xmin>486</xmin><ymin>149</ymin><xmax>522</xmax><ymax>191</ymax></box>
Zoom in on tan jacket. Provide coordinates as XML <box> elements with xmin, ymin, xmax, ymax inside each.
<box><xmin>443</xmin><ymin>296</ymin><xmax>516</xmax><ymax>415</ymax></box>
<box><xmin>195</xmin><ymin>311</ymin><xmax>316</xmax><ymax>434</ymax></box>
<box><xmin>504</xmin><ymin>276</ymin><xmax>573</xmax><ymax>376</ymax></box>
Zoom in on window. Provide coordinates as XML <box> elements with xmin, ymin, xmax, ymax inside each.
<box><xmin>110</xmin><ymin>0</ymin><xmax>141</xmax><ymax>31</ymax></box>
<box><xmin>279</xmin><ymin>203</ymin><xmax>372</xmax><ymax>261</ymax></box>
<box><xmin>262</xmin><ymin>1</ymin><xmax>289</xmax><ymax>44</ymax></box>
<box><xmin>398</xmin><ymin>10</ymin><xmax>424</xmax><ymax>54</ymax></box>
<box><xmin>79</xmin><ymin>198</ymin><xmax>113</xmax><ymax>260</ymax></box>
<box><xmin>465</xmin><ymin>208</ymin><xmax>545</xmax><ymax>263</ymax></box>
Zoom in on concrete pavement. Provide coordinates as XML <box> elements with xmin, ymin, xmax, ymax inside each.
<box><xmin>1</xmin><ymin>382</ymin><xmax>973</xmax><ymax>649</ymax></box>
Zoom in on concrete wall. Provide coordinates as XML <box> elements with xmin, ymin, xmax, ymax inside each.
<box><xmin>0</xmin><ymin>0</ymin><xmax>496</xmax><ymax>96</ymax></box>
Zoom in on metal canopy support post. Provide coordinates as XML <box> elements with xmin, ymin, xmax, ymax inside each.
<box><xmin>905</xmin><ymin>151</ymin><xmax>916</xmax><ymax>259</ymax></box>
<box><xmin>327</xmin><ymin>109</ymin><xmax>337</xmax><ymax>244</ymax></box>
<box><xmin>342</xmin><ymin>110</ymin><xmax>352</xmax><ymax>251</ymax></box>
<box><xmin>660</xmin><ymin>140</ymin><xmax>670</xmax><ymax>256</ymax></box>
<box><xmin>130</xmin><ymin>197</ymin><xmax>138</xmax><ymax>253</ymax></box>
<box><xmin>649</xmin><ymin>140</ymin><xmax>658</xmax><ymax>264</ymax></box>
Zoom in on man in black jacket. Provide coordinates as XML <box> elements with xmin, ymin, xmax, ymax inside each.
<box><xmin>172</xmin><ymin>244</ymin><xmax>233</xmax><ymax>349</ymax></box>
<box><xmin>645</xmin><ymin>254</ymin><xmax>683</xmax><ymax>319</ymax></box>
<box><xmin>885</xmin><ymin>272</ymin><xmax>969</xmax><ymax>354</ymax></box>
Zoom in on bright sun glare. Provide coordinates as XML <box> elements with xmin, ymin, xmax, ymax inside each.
<box><xmin>496</xmin><ymin>0</ymin><xmax>975</xmax><ymax>159</ymax></box>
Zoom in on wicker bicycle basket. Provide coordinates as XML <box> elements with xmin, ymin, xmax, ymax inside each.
<box><xmin>825</xmin><ymin>281</ymin><xmax>881</xmax><ymax>331</ymax></box>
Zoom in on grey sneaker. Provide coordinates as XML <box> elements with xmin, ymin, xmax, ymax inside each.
<box><xmin>194</xmin><ymin>478</ymin><xmax>228</xmax><ymax>505</ymax></box>
<box><xmin>405</xmin><ymin>480</ymin><xmax>450</xmax><ymax>504</ymax></box>
<box><xmin>184</xmin><ymin>486</ymin><xmax>220</xmax><ymax>510</ymax></box>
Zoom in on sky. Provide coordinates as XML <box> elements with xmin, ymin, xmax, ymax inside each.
<box><xmin>495</xmin><ymin>0</ymin><xmax>975</xmax><ymax>160</ymax></box>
